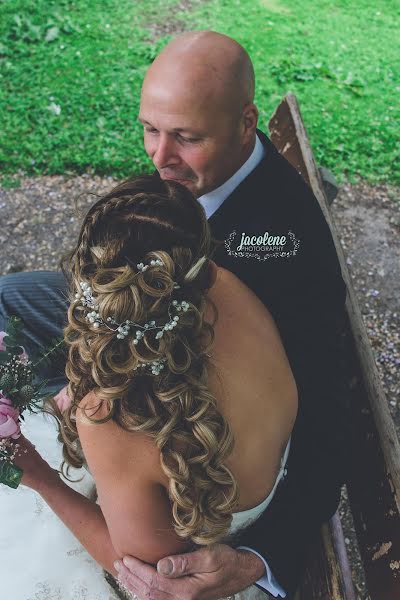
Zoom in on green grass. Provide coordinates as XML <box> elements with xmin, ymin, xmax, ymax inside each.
<box><xmin>0</xmin><ymin>0</ymin><xmax>158</xmax><ymax>178</ymax></box>
<box><xmin>1</xmin><ymin>0</ymin><xmax>399</xmax><ymax>184</ymax></box>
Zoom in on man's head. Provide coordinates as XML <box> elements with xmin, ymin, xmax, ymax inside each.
<box><xmin>139</xmin><ymin>31</ymin><xmax>258</xmax><ymax>197</ymax></box>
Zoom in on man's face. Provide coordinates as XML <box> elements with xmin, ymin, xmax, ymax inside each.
<box><xmin>139</xmin><ymin>82</ymin><xmax>246</xmax><ymax>197</ymax></box>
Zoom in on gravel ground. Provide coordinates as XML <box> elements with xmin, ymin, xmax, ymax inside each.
<box><xmin>332</xmin><ymin>182</ymin><xmax>400</xmax><ymax>425</ymax></box>
<box><xmin>0</xmin><ymin>174</ymin><xmax>117</xmax><ymax>274</ymax></box>
<box><xmin>0</xmin><ymin>174</ymin><xmax>399</xmax><ymax>599</ymax></box>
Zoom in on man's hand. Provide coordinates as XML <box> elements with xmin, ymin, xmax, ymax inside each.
<box><xmin>114</xmin><ymin>543</ymin><xmax>266</xmax><ymax>600</ymax></box>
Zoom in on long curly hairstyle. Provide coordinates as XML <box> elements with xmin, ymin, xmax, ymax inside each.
<box><xmin>51</xmin><ymin>174</ymin><xmax>239</xmax><ymax>545</ymax></box>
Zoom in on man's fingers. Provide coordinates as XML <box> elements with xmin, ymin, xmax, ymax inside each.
<box><xmin>115</xmin><ymin>561</ymin><xmax>151</xmax><ymax>598</ymax></box>
<box><xmin>157</xmin><ymin>546</ymin><xmax>219</xmax><ymax>578</ymax></box>
<box><xmin>116</xmin><ymin>558</ymin><xmax>188</xmax><ymax>599</ymax></box>
<box><xmin>121</xmin><ymin>554</ymin><xmax>153</xmax><ymax>575</ymax></box>
<box><xmin>119</xmin><ymin>556</ymin><xmax>183</xmax><ymax>593</ymax></box>
<box><xmin>114</xmin><ymin>562</ymin><xmax>140</xmax><ymax>593</ymax></box>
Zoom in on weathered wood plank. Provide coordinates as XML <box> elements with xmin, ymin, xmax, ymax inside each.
<box><xmin>299</xmin><ymin>514</ymin><xmax>357</xmax><ymax>600</ymax></box>
<box><xmin>267</xmin><ymin>95</ymin><xmax>355</xmax><ymax>600</ymax></box>
<box><xmin>268</xmin><ymin>93</ymin><xmax>400</xmax><ymax>599</ymax></box>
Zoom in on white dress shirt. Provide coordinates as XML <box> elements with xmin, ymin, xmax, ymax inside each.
<box><xmin>198</xmin><ymin>133</ymin><xmax>265</xmax><ymax>219</ymax></box>
<box><xmin>197</xmin><ymin>133</ymin><xmax>287</xmax><ymax>598</ymax></box>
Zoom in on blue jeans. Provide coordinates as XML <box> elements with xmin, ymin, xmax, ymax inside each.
<box><xmin>0</xmin><ymin>270</ymin><xmax>69</xmax><ymax>396</ymax></box>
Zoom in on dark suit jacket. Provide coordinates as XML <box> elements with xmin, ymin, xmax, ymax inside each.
<box><xmin>206</xmin><ymin>130</ymin><xmax>349</xmax><ymax>597</ymax></box>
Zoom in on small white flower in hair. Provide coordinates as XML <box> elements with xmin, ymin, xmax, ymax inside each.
<box><xmin>137</xmin><ymin>259</ymin><xmax>164</xmax><ymax>272</ymax></box>
<box><xmin>76</xmin><ymin>281</ymin><xmax>99</xmax><ymax>310</ymax></box>
<box><xmin>73</xmin><ymin>256</ymin><xmax>206</xmax><ymax>376</ymax></box>
<box><xmin>136</xmin><ymin>262</ymin><xmax>148</xmax><ymax>272</ymax></box>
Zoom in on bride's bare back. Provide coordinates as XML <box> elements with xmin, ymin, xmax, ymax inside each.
<box><xmin>199</xmin><ymin>266</ymin><xmax>298</xmax><ymax>511</ymax></box>
<box><xmin>77</xmin><ymin>265</ymin><xmax>298</xmax><ymax>561</ymax></box>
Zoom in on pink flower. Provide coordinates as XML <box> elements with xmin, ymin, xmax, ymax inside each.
<box><xmin>54</xmin><ymin>386</ymin><xmax>71</xmax><ymax>412</ymax></box>
<box><xmin>0</xmin><ymin>331</ymin><xmax>29</xmax><ymax>364</ymax></box>
<box><xmin>0</xmin><ymin>393</ymin><xmax>21</xmax><ymax>439</ymax></box>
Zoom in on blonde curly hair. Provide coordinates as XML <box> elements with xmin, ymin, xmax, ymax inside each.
<box><xmin>50</xmin><ymin>174</ymin><xmax>239</xmax><ymax>546</ymax></box>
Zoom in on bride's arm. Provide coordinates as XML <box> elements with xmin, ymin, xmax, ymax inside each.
<box><xmin>75</xmin><ymin>391</ymin><xmax>191</xmax><ymax>562</ymax></box>
<box><xmin>14</xmin><ymin>392</ymin><xmax>190</xmax><ymax>576</ymax></box>
<box><xmin>30</xmin><ymin>456</ymin><xmax>121</xmax><ymax>576</ymax></box>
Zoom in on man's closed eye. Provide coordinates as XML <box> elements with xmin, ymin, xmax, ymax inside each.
<box><xmin>176</xmin><ymin>133</ymin><xmax>201</xmax><ymax>143</ymax></box>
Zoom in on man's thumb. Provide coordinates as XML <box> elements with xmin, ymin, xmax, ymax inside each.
<box><xmin>157</xmin><ymin>558</ymin><xmax>175</xmax><ymax>576</ymax></box>
<box><xmin>157</xmin><ymin>547</ymin><xmax>212</xmax><ymax>578</ymax></box>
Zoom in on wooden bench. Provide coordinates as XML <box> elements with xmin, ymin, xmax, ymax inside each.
<box><xmin>268</xmin><ymin>94</ymin><xmax>400</xmax><ymax>600</ymax></box>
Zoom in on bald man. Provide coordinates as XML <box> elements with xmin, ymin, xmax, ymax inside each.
<box><xmin>139</xmin><ymin>30</ymin><xmax>258</xmax><ymax>199</ymax></box>
<box><xmin>0</xmin><ymin>31</ymin><xmax>348</xmax><ymax>600</ymax></box>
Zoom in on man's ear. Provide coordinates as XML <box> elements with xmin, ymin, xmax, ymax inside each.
<box><xmin>242</xmin><ymin>103</ymin><xmax>258</xmax><ymax>141</ymax></box>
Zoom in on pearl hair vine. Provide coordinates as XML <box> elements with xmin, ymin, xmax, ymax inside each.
<box><xmin>74</xmin><ymin>255</ymin><xmax>207</xmax><ymax>375</ymax></box>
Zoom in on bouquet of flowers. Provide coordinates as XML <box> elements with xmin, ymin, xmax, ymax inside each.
<box><xmin>0</xmin><ymin>316</ymin><xmax>65</xmax><ymax>489</ymax></box>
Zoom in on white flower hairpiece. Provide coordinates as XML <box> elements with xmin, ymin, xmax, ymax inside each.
<box><xmin>74</xmin><ymin>256</ymin><xmax>205</xmax><ymax>375</ymax></box>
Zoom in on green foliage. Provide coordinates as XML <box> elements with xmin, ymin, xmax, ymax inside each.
<box><xmin>268</xmin><ymin>58</ymin><xmax>365</xmax><ymax>96</ymax></box>
<box><xmin>0</xmin><ymin>0</ymin><xmax>399</xmax><ymax>184</ymax></box>
<box><xmin>0</xmin><ymin>175</ymin><xmax>21</xmax><ymax>189</ymax></box>
<box><xmin>31</xmin><ymin>336</ymin><xmax>67</xmax><ymax>371</ymax></box>
<box><xmin>0</xmin><ymin>316</ymin><xmax>26</xmax><ymax>363</ymax></box>
<box><xmin>184</xmin><ymin>0</ymin><xmax>400</xmax><ymax>184</ymax></box>
<box><xmin>0</xmin><ymin>0</ymin><xmax>153</xmax><ymax>179</ymax></box>
<box><xmin>0</xmin><ymin>316</ymin><xmax>66</xmax><ymax>409</ymax></box>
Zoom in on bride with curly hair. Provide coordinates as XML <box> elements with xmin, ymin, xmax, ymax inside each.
<box><xmin>2</xmin><ymin>174</ymin><xmax>297</xmax><ymax>599</ymax></box>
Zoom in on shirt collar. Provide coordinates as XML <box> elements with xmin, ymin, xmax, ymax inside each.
<box><xmin>198</xmin><ymin>133</ymin><xmax>265</xmax><ymax>219</ymax></box>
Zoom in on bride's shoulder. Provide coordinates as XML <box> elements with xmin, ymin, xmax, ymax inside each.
<box><xmin>212</xmin><ymin>267</ymin><xmax>251</xmax><ymax>301</ymax></box>
<box><xmin>212</xmin><ymin>266</ymin><xmax>272</xmax><ymax>321</ymax></box>
<box><xmin>76</xmin><ymin>391</ymin><xmax>167</xmax><ymax>484</ymax></box>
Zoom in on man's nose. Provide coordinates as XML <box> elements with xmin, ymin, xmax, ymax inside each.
<box><xmin>152</xmin><ymin>134</ymin><xmax>180</xmax><ymax>169</ymax></box>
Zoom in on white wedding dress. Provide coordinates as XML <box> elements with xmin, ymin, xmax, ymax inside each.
<box><xmin>0</xmin><ymin>410</ymin><xmax>121</xmax><ymax>600</ymax></box>
<box><xmin>0</xmin><ymin>410</ymin><xmax>289</xmax><ymax>600</ymax></box>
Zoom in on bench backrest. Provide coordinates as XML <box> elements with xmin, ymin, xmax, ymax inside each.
<box><xmin>268</xmin><ymin>94</ymin><xmax>400</xmax><ymax>600</ymax></box>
